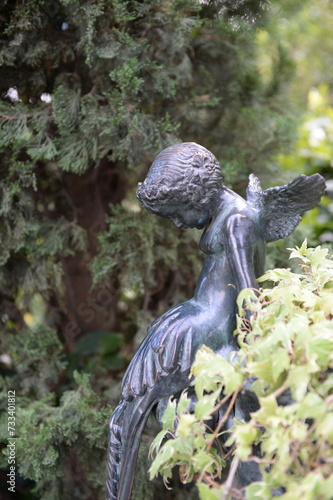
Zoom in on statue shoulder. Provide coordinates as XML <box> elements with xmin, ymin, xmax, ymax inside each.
<box><xmin>200</xmin><ymin>205</ymin><xmax>256</xmax><ymax>254</ymax></box>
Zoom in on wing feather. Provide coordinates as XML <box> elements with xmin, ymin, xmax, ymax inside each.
<box><xmin>262</xmin><ymin>174</ymin><xmax>326</xmax><ymax>242</ymax></box>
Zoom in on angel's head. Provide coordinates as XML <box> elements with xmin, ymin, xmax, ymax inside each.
<box><xmin>136</xmin><ymin>142</ymin><xmax>223</xmax><ymax>229</ymax></box>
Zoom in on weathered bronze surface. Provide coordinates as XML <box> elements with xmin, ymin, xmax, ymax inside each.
<box><xmin>106</xmin><ymin>142</ymin><xmax>326</xmax><ymax>500</ymax></box>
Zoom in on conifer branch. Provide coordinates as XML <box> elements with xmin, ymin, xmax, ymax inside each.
<box><xmin>0</xmin><ymin>113</ymin><xmax>33</xmax><ymax>120</ymax></box>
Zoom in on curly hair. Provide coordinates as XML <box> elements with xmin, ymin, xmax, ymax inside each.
<box><xmin>137</xmin><ymin>142</ymin><xmax>224</xmax><ymax>212</ymax></box>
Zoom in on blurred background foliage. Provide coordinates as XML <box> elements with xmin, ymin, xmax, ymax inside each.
<box><xmin>0</xmin><ymin>0</ymin><xmax>332</xmax><ymax>499</ymax></box>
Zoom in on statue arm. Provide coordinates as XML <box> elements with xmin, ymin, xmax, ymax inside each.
<box><xmin>223</xmin><ymin>213</ymin><xmax>258</xmax><ymax>293</ymax></box>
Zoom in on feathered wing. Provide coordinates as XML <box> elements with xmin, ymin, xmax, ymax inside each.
<box><xmin>106</xmin><ymin>395</ymin><xmax>158</xmax><ymax>500</ymax></box>
<box><xmin>107</xmin><ymin>403</ymin><xmax>126</xmax><ymax>500</ymax></box>
<box><xmin>106</xmin><ymin>312</ymin><xmax>196</xmax><ymax>499</ymax></box>
<box><xmin>121</xmin><ymin>314</ymin><xmax>193</xmax><ymax>401</ymax></box>
<box><xmin>247</xmin><ymin>174</ymin><xmax>326</xmax><ymax>242</ymax></box>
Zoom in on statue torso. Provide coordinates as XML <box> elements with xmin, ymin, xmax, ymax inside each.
<box><xmin>121</xmin><ymin>190</ymin><xmax>266</xmax><ymax>399</ymax></box>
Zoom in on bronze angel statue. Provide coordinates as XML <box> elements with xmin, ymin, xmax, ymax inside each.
<box><xmin>106</xmin><ymin>142</ymin><xmax>326</xmax><ymax>500</ymax></box>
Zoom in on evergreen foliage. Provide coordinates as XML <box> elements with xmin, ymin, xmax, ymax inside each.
<box><xmin>0</xmin><ymin>0</ymin><xmax>325</xmax><ymax>498</ymax></box>
<box><xmin>1</xmin><ymin>325</ymin><xmax>111</xmax><ymax>499</ymax></box>
<box><xmin>150</xmin><ymin>242</ymin><xmax>333</xmax><ymax>500</ymax></box>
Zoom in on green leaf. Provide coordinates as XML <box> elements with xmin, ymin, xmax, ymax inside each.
<box><xmin>149</xmin><ymin>429</ymin><xmax>169</xmax><ymax>459</ymax></box>
<box><xmin>317</xmin><ymin>414</ymin><xmax>333</xmax><ymax>443</ymax></box>
<box><xmin>149</xmin><ymin>440</ymin><xmax>177</xmax><ymax>478</ymax></box>
<box><xmin>233</xmin><ymin>423</ymin><xmax>260</xmax><ymax>460</ymax></box>
<box><xmin>246</xmin><ymin>482</ymin><xmax>272</xmax><ymax>500</ymax></box>
<box><xmin>177</xmin><ymin>391</ymin><xmax>192</xmax><ymax>416</ymax></box>
<box><xmin>177</xmin><ymin>414</ymin><xmax>197</xmax><ymax>437</ymax></box>
<box><xmin>308</xmin><ymin>338</ymin><xmax>333</xmax><ymax>368</ymax></box>
<box><xmin>258</xmin><ymin>268</ymin><xmax>294</xmax><ymax>283</ymax></box>
<box><xmin>288</xmin><ymin>239</ymin><xmax>310</xmax><ymax>263</ymax></box>
<box><xmin>318</xmin><ymin>475</ymin><xmax>333</xmax><ymax>499</ymax></box>
<box><xmin>194</xmin><ymin>390</ymin><xmax>220</xmax><ymax>420</ymax></box>
<box><xmin>192</xmin><ymin>448</ymin><xmax>220</xmax><ymax>475</ymax></box>
<box><xmin>247</xmin><ymin>358</ymin><xmax>275</xmax><ymax>385</ymax></box>
<box><xmin>271</xmin><ymin>347</ymin><xmax>290</xmax><ymax>381</ymax></box>
<box><xmin>197</xmin><ymin>483</ymin><xmax>222</xmax><ymax>500</ymax></box>
<box><xmin>296</xmin><ymin>392</ymin><xmax>325</xmax><ymax>420</ymax></box>
<box><xmin>161</xmin><ymin>398</ymin><xmax>177</xmax><ymax>430</ymax></box>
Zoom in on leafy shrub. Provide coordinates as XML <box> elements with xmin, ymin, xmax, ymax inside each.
<box><xmin>150</xmin><ymin>241</ymin><xmax>333</xmax><ymax>500</ymax></box>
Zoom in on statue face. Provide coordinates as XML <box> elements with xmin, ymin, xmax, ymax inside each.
<box><xmin>158</xmin><ymin>204</ymin><xmax>210</xmax><ymax>229</ymax></box>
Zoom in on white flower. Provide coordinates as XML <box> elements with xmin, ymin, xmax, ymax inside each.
<box><xmin>5</xmin><ymin>87</ymin><xmax>21</xmax><ymax>102</ymax></box>
<box><xmin>40</xmin><ymin>93</ymin><xmax>52</xmax><ymax>103</ymax></box>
